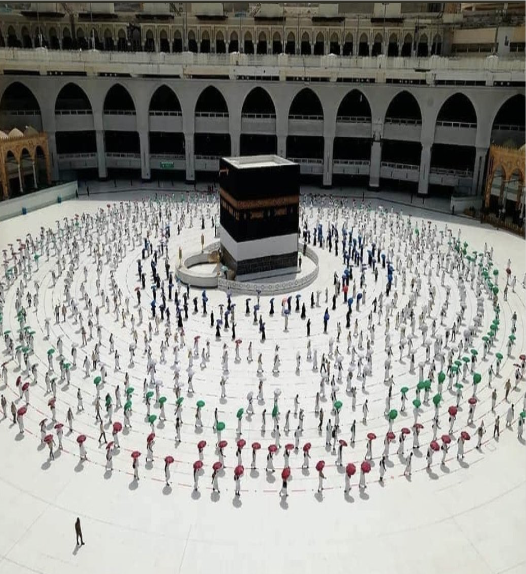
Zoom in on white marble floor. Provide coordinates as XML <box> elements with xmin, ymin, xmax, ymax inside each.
<box><xmin>0</xmin><ymin>188</ymin><xmax>524</xmax><ymax>574</ymax></box>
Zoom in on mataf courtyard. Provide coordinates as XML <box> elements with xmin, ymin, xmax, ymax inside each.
<box><xmin>0</xmin><ymin>185</ymin><xmax>524</xmax><ymax>574</ymax></box>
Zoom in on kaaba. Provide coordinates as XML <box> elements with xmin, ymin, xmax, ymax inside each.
<box><xmin>219</xmin><ymin>155</ymin><xmax>300</xmax><ymax>277</ymax></box>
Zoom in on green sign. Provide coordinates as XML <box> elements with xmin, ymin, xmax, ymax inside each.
<box><xmin>160</xmin><ymin>161</ymin><xmax>174</xmax><ymax>169</ymax></box>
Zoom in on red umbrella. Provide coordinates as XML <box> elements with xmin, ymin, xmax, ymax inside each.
<box><xmin>54</xmin><ymin>423</ymin><xmax>64</xmax><ymax>430</ymax></box>
<box><xmin>339</xmin><ymin>439</ymin><xmax>348</xmax><ymax>447</ymax></box>
<box><xmin>218</xmin><ymin>440</ymin><xmax>228</xmax><ymax>449</ymax></box>
<box><xmin>461</xmin><ymin>431</ymin><xmax>471</xmax><ymax>440</ymax></box>
<box><xmin>430</xmin><ymin>440</ymin><xmax>439</xmax><ymax>452</ymax></box>
<box><xmin>22</xmin><ymin>382</ymin><xmax>29</xmax><ymax>391</ymax></box>
<box><xmin>131</xmin><ymin>451</ymin><xmax>141</xmax><ymax>459</ymax></box>
<box><xmin>346</xmin><ymin>463</ymin><xmax>356</xmax><ymax>477</ymax></box>
<box><xmin>234</xmin><ymin>465</ymin><xmax>244</xmax><ymax>476</ymax></box>
<box><xmin>39</xmin><ymin>418</ymin><xmax>47</xmax><ymax>426</ymax></box>
<box><xmin>441</xmin><ymin>434</ymin><xmax>452</xmax><ymax>444</ymax></box>
<box><xmin>212</xmin><ymin>461</ymin><xmax>223</xmax><ymax>471</ymax></box>
<box><xmin>48</xmin><ymin>398</ymin><xmax>56</xmax><ymax>407</ymax></box>
<box><xmin>520</xmin><ymin>354</ymin><xmax>526</xmax><ymax>361</ymax></box>
<box><xmin>193</xmin><ymin>460</ymin><xmax>203</xmax><ymax>470</ymax></box>
<box><xmin>235</xmin><ymin>339</ymin><xmax>242</xmax><ymax>345</ymax></box>
<box><xmin>44</xmin><ymin>434</ymin><xmax>54</xmax><ymax>443</ymax></box>
<box><xmin>448</xmin><ymin>406</ymin><xmax>458</xmax><ymax>416</ymax></box>
<box><xmin>164</xmin><ymin>455</ymin><xmax>175</xmax><ymax>464</ymax></box>
<box><xmin>77</xmin><ymin>434</ymin><xmax>87</xmax><ymax>444</ymax></box>
<box><xmin>303</xmin><ymin>442</ymin><xmax>312</xmax><ymax>452</ymax></box>
<box><xmin>252</xmin><ymin>442</ymin><xmax>261</xmax><ymax>450</ymax></box>
<box><xmin>198</xmin><ymin>440</ymin><xmax>207</xmax><ymax>450</ymax></box>
<box><xmin>281</xmin><ymin>467</ymin><xmax>291</xmax><ymax>480</ymax></box>
<box><xmin>468</xmin><ymin>397</ymin><xmax>477</xmax><ymax>405</ymax></box>
<box><xmin>135</xmin><ymin>286</ymin><xmax>141</xmax><ymax>292</ymax></box>
<box><xmin>361</xmin><ymin>461</ymin><xmax>371</xmax><ymax>473</ymax></box>
<box><xmin>268</xmin><ymin>444</ymin><xmax>278</xmax><ymax>453</ymax></box>
<box><xmin>315</xmin><ymin>460</ymin><xmax>325</xmax><ymax>472</ymax></box>
<box><xmin>147</xmin><ymin>432</ymin><xmax>155</xmax><ymax>443</ymax></box>
<box><xmin>113</xmin><ymin>422</ymin><xmax>122</xmax><ymax>433</ymax></box>
<box><xmin>401</xmin><ymin>427</ymin><xmax>411</xmax><ymax>435</ymax></box>
<box><xmin>285</xmin><ymin>443</ymin><xmax>294</xmax><ymax>451</ymax></box>
<box><xmin>367</xmin><ymin>432</ymin><xmax>377</xmax><ymax>440</ymax></box>
<box><xmin>413</xmin><ymin>423</ymin><xmax>424</xmax><ymax>430</ymax></box>
<box><xmin>237</xmin><ymin>439</ymin><xmax>246</xmax><ymax>449</ymax></box>
<box><xmin>17</xmin><ymin>406</ymin><xmax>27</xmax><ymax>416</ymax></box>
<box><xmin>386</xmin><ymin>431</ymin><xmax>395</xmax><ymax>441</ymax></box>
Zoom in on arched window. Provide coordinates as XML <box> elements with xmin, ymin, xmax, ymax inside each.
<box><xmin>372</xmin><ymin>33</ymin><xmax>383</xmax><ymax>57</ymax></box>
<box><xmin>272</xmin><ymin>32</ymin><xmax>282</xmax><ymax>54</ymax></box>
<box><xmin>201</xmin><ymin>30</ymin><xmax>210</xmax><ymax>53</ymax></box>
<box><xmin>329</xmin><ymin>32</ymin><xmax>339</xmax><ymax>55</ymax></box>
<box><xmin>314</xmin><ymin>32</ymin><xmax>324</xmax><ymax>56</ymax></box>
<box><xmin>257</xmin><ymin>31</ymin><xmax>267</xmax><ymax>54</ymax></box>
<box><xmin>216</xmin><ymin>31</ymin><xmax>225</xmax><ymax>54</ymax></box>
<box><xmin>144</xmin><ymin>29</ymin><xmax>155</xmax><ymax>52</ymax></box>
<box><xmin>104</xmin><ymin>28</ymin><xmax>114</xmax><ymax>51</ymax></box>
<box><xmin>388</xmin><ymin>33</ymin><xmax>398</xmax><ymax>57</ymax></box>
<box><xmin>343</xmin><ymin>32</ymin><xmax>353</xmax><ymax>56</ymax></box>
<box><xmin>301</xmin><ymin>32</ymin><xmax>311</xmax><ymax>55</ymax></box>
<box><xmin>173</xmin><ymin>30</ymin><xmax>182</xmax><ymax>53</ymax></box>
<box><xmin>195</xmin><ymin>86</ymin><xmax>228</xmax><ymax>116</ymax></box>
<box><xmin>244</xmin><ymin>31</ymin><xmax>254</xmax><ymax>54</ymax></box>
<box><xmin>229</xmin><ymin>31</ymin><xmax>239</xmax><ymax>53</ymax></box>
<box><xmin>359</xmin><ymin>33</ymin><xmax>369</xmax><ymax>56</ymax></box>
<box><xmin>286</xmin><ymin>32</ymin><xmax>295</xmax><ymax>55</ymax></box>
<box><xmin>417</xmin><ymin>33</ymin><xmax>428</xmax><ymax>57</ymax></box>
<box><xmin>401</xmin><ymin>33</ymin><xmax>412</xmax><ymax>57</ymax></box>
<box><xmin>431</xmin><ymin>34</ymin><xmax>442</xmax><ymax>55</ymax></box>
<box><xmin>188</xmin><ymin>30</ymin><xmax>197</xmax><ymax>53</ymax></box>
<box><xmin>159</xmin><ymin>29</ymin><xmax>169</xmax><ymax>53</ymax></box>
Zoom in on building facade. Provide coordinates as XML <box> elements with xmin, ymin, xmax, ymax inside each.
<box><xmin>0</xmin><ymin>2</ymin><xmax>524</xmax><ymax>197</ymax></box>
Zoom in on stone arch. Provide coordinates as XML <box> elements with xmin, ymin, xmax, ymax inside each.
<box><xmin>417</xmin><ymin>33</ymin><xmax>429</xmax><ymax>57</ymax></box>
<box><xmin>388</xmin><ymin>33</ymin><xmax>399</xmax><ymax>56</ymax></box>
<box><xmin>21</xmin><ymin>26</ymin><xmax>32</xmax><ymax>48</ymax></box>
<box><xmin>195</xmin><ymin>86</ymin><xmax>229</xmax><ymax>116</ymax></box>
<box><xmin>241</xmin><ymin>87</ymin><xmax>277</xmax><ymax>117</ymax></box>
<box><xmin>257</xmin><ymin>31</ymin><xmax>267</xmax><ymax>54</ymax></box>
<box><xmin>103</xmin><ymin>84</ymin><xmax>136</xmax><ymax>113</ymax></box>
<box><xmin>229</xmin><ymin>31</ymin><xmax>239</xmax><ymax>52</ymax></box>
<box><xmin>0</xmin><ymin>81</ymin><xmax>42</xmax><ymax>116</ymax></box>
<box><xmin>336</xmin><ymin>89</ymin><xmax>372</xmax><ymax>120</ymax></box>
<box><xmin>437</xmin><ymin>93</ymin><xmax>477</xmax><ymax>125</ymax></box>
<box><xmin>145</xmin><ymin>28</ymin><xmax>155</xmax><ymax>52</ymax></box>
<box><xmin>149</xmin><ymin>85</ymin><xmax>182</xmax><ymax>114</ymax></box>
<box><xmin>55</xmin><ymin>83</ymin><xmax>93</xmax><ymax>113</ymax></box>
<box><xmin>289</xmin><ymin>88</ymin><xmax>324</xmax><ymax>119</ymax></box>
<box><xmin>372</xmin><ymin>33</ymin><xmax>383</xmax><ymax>56</ymax></box>
<box><xmin>159</xmin><ymin>29</ymin><xmax>169</xmax><ymax>52</ymax></box>
<box><xmin>491</xmin><ymin>94</ymin><xmax>525</xmax><ymax>130</ymax></box>
<box><xmin>385</xmin><ymin>91</ymin><xmax>422</xmax><ymax>123</ymax></box>
<box><xmin>76</xmin><ymin>27</ymin><xmax>88</xmax><ymax>50</ymax></box>
<box><xmin>359</xmin><ymin>33</ymin><xmax>369</xmax><ymax>56</ymax></box>
<box><xmin>402</xmin><ymin>33</ymin><xmax>412</xmax><ymax>56</ymax></box>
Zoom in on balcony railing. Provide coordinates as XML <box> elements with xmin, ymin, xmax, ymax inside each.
<box><xmin>58</xmin><ymin>152</ymin><xmax>97</xmax><ymax>159</ymax></box>
<box><xmin>381</xmin><ymin>161</ymin><xmax>420</xmax><ymax>170</ymax></box>
<box><xmin>195</xmin><ymin>112</ymin><xmax>229</xmax><ymax>118</ymax></box>
<box><xmin>195</xmin><ymin>154</ymin><xmax>221</xmax><ymax>160</ymax></box>
<box><xmin>288</xmin><ymin>157</ymin><xmax>324</xmax><ymax>164</ymax></box>
<box><xmin>149</xmin><ymin>110</ymin><xmax>183</xmax><ymax>116</ymax></box>
<box><xmin>1</xmin><ymin>109</ymin><xmax>40</xmax><ymax>115</ymax></box>
<box><xmin>150</xmin><ymin>153</ymin><xmax>185</xmax><ymax>159</ymax></box>
<box><xmin>289</xmin><ymin>114</ymin><xmax>323</xmax><ymax>121</ymax></box>
<box><xmin>385</xmin><ymin>118</ymin><xmax>422</xmax><ymax>126</ymax></box>
<box><xmin>241</xmin><ymin>113</ymin><xmax>276</xmax><ymax>119</ymax></box>
<box><xmin>106</xmin><ymin>152</ymin><xmax>140</xmax><ymax>158</ymax></box>
<box><xmin>492</xmin><ymin>123</ymin><xmax>524</xmax><ymax>131</ymax></box>
<box><xmin>336</xmin><ymin>116</ymin><xmax>371</xmax><ymax>123</ymax></box>
<box><xmin>436</xmin><ymin>120</ymin><xmax>476</xmax><ymax>128</ymax></box>
<box><xmin>430</xmin><ymin>167</ymin><xmax>473</xmax><ymax>177</ymax></box>
<box><xmin>104</xmin><ymin>110</ymin><xmax>136</xmax><ymax>115</ymax></box>
<box><xmin>333</xmin><ymin>159</ymin><xmax>371</xmax><ymax>166</ymax></box>
<box><xmin>56</xmin><ymin>109</ymin><xmax>92</xmax><ymax>115</ymax></box>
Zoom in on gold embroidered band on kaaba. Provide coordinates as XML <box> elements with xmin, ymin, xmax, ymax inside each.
<box><xmin>220</xmin><ymin>187</ymin><xmax>299</xmax><ymax>210</ymax></box>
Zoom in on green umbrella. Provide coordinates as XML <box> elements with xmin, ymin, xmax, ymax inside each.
<box><xmin>237</xmin><ymin>408</ymin><xmax>245</xmax><ymax>419</ymax></box>
<box><xmin>496</xmin><ymin>352</ymin><xmax>503</xmax><ymax>360</ymax></box>
<box><xmin>454</xmin><ymin>360</ymin><xmax>462</xmax><ymax>366</ymax></box>
<box><xmin>473</xmin><ymin>373</ymin><xmax>482</xmax><ymax>385</ymax></box>
<box><xmin>417</xmin><ymin>381</ymin><xmax>426</xmax><ymax>391</ymax></box>
<box><xmin>23</xmin><ymin>326</ymin><xmax>31</xmax><ymax>332</ymax></box>
<box><xmin>159</xmin><ymin>396</ymin><xmax>167</xmax><ymax>404</ymax></box>
<box><xmin>509</xmin><ymin>334</ymin><xmax>516</xmax><ymax>341</ymax></box>
<box><xmin>126</xmin><ymin>387</ymin><xmax>134</xmax><ymax>395</ymax></box>
<box><xmin>148</xmin><ymin>414</ymin><xmax>157</xmax><ymax>424</ymax></box>
<box><xmin>34</xmin><ymin>254</ymin><xmax>40</xmax><ymax>261</ymax></box>
<box><xmin>105</xmin><ymin>396</ymin><xmax>112</xmax><ymax>405</ymax></box>
<box><xmin>176</xmin><ymin>397</ymin><xmax>184</xmax><ymax>405</ymax></box>
<box><xmin>63</xmin><ymin>363</ymin><xmax>70</xmax><ymax>370</ymax></box>
<box><xmin>432</xmin><ymin>394</ymin><xmax>442</xmax><ymax>406</ymax></box>
<box><xmin>451</xmin><ymin>366</ymin><xmax>459</xmax><ymax>374</ymax></box>
<box><xmin>470</xmin><ymin>349</ymin><xmax>478</xmax><ymax>356</ymax></box>
<box><xmin>400</xmin><ymin>386</ymin><xmax>409</xmax><ymax>395</ymax></box>
<box><xmin>22</xmin><ymin>346</ymin><xmax>30</xmax><ymax>353</ymax></box>
<box><xmin>334</xmin><ymin>400</ymin><xmax>343</xmax><ymax>411</ymax></box>
<box><xmin>124</xmin><ymin>400</ymin><xmax>132</xmax><ymax>411</ymax></box>
<box><xmin>482</xmin><ymin>336</ymin><xmax>489</xmax><ymax>343</ymax></box>
<box><xmin>455</xmin><ymin>382</ymin><xmax>464</xmax><ymax>390</ymax></box>
<box><xmin>493</xmin><ymin>269</ymin><xmax>499</xmax><ymax>276</ymax></box>
<box><xmin>196</xmin><ymin>400</ymin><xmax>205</xmax><ymax>408</ymax></box>
<box><xmin>93</xmin><ymin>376</ymin><xmax>102</xmax><ymax>385</ymax></box>
<box><xmin>271</xmin><ymin>406</ymin><xmax>278</xmax><ymax>418</ymax></box>
<box><xmin>412</xmin><ymin>399</ymin><xmax>421</xmax><ymax>409</ymax></box>
<box><xmin>423</xmin><ymin>380</ymin><xmax>432</xmax><ymax>390</ymax></box>
<box><xmin>47</xmin><ymin>348</ymin><xmax>55</xmax><ymax>355</ymax></box>
<box><xmin>520</xmin><ymin>411</ymin><xmax>526</xmax><ymax>420</ymax></box>
<box><xmin>438</xmin><ymin>372</ymin><xmax>446</xmax><ymax>384</ymax></box>
<box><xmin>388</xmin><ymin>409</ymin><xmax>398</xmax><ymax>421</ymax></box>
<box><xmin>146</xmin><ymin>391</ymin><xmax>154</xmax><ymax>400</ymax></box>
<box><xmin>462</xmin><ymin>356</ymin><xmax>470</xmax><ymax>363</ymax></box>
<box><xmin>492</xmin><ymin>287</ymin><xmax>499</xmax><ymax>295</ymax></box>
<box><xmin>3</xmin><ymin>330</ymin><xmax>10</xmax><ymax>335</ymax></box>
<box><xmin>493</xmin><ymin>319</ymin><xmax>500</xmax><ymax>326</ymax></box>
<box><xmin>216</xmin><ymin>421</ymin><xmax>225</xmax><ymax>432</ymax></box>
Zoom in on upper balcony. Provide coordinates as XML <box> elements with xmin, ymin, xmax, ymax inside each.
<box><xmin>0</xmin><ymin>48</ymin><xmax>523</xmax><ymax>85</ymax></box>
